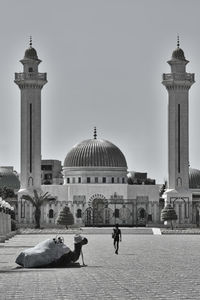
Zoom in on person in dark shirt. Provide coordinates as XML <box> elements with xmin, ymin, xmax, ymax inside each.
<box><xmin>112</xmin><ymin>223</ymin><xmax>122</xmax><ymax>254</ymax></box>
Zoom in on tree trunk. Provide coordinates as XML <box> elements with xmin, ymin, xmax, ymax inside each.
<box><xmin>35</xmin><ymin>208</ymin><xmax>41</xmax><ymax>229</ymax></box>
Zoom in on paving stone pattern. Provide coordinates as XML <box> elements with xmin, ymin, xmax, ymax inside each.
<box><xmin>0</xmin><ymin>234</ymin><xmax>200</xmax><ymax>299</ymax></box>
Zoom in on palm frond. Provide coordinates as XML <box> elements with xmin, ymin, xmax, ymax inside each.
<box><xmin>22</xmin><ymin>194</ymin><xmax>36</xmax><ymax>207</ymax></box>
<box><xmin>22</xmin><ymin>189</ymin><xmax>54</xmax><ymax>209</ymax></box>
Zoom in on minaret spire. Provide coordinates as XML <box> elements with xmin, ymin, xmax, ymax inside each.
<box><xmin>29</xmin><ymin>36</ymin><xmax>32</xmax><ymax>48</ymax></box>
<box><xmin>94</xmin><ymin>127</ymin><xmax>97</xmax><ymax>139</ymax></box>
<box><xmin>177</xmin><ymin>34</ymin><xmax>180</xmax><ymax>48</ymax></box>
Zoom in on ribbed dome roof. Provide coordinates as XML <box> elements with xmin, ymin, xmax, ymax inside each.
<box><xmin>24</xmin><ymin>47</ymin><xmax>38</xmax><ymax>60</ymax></box>
<box><xmin>189</xmin><ymin>168</ymin><xmax>200</xmax><ymax>188</ymax></box>
<box><xmin>0</xmin><ymin>168</ymin><xmax>20</xmax><ymax>190</ymax></box>
<box><xmin>64</xmin><ymin>139</ymin><xmax>127</xmax><ymax>168</ymax></box>
<box><xmin>172</xmin><ymin>47</ymin><xmax>186</xmax><ymax>61</ymax></box>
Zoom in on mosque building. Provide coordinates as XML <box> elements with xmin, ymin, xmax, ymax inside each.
<box><xmin>12</xmin><ymin>38</ymin><xmax>200</xmax><ymax>227</ymax></box>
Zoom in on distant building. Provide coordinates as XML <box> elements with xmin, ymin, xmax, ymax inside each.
<box><xmin>0</xmin><ymin>167</ymin><xmax>20</xmax><ymax>191</ymax></box>
<box><xmin>127</xmin><ymin>172</ymin><xmax>156</xmax><ymax>185</ymax></box>
<box><xmin>41</xmin><ymin>160</ymin><xmax>63</xmax><ymax>185</ymax></box>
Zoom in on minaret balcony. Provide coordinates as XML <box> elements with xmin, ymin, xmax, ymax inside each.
<box><xmin>162</xmin><ymin>73</ymin><xmax>195</xmax><ymax>82</ymax></box>
<box><xmin>15</xmin><ymin>72</ymin><xmax>47</xmax><ymax>82</ymax></box>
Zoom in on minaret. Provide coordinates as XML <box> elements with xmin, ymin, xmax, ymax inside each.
<box><xmin>14</xmin><ymin>38</ymin><xmax>47</xmax><ymax>191</ymax></box>
<box><xmin>162</xmin><ymin>37</ymin><xmax>194</xmax><ymax>191</ymax></box>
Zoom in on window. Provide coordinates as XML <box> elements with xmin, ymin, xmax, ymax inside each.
<box><xmin>122</xmin><ymin>177</ymin><xmax>125</xmax><ymax>184</ymax></box>
<box><xmin>87</xmin><ymin>177</ymin><xmax>91</xmax><ymax>183</ymax></box>
<box><xmin>102</xmin><ymin>177</ymin><xmax>106</xmax><ymax>183</ymax></box>
<box><xmin>77</xmin><ymin>209</ymin><xmax>82</xmax><ymax>218</ymax></box>
<box><xmin>44</xmin><ymin>173</ymin><xmax>52</xmax><ymax>180</ymax></box>
<box><xmin>41</xmin><ymin>165</ymin><xmax>52</xmax><ymax>171</ymax></box>
<box><xmin>67</xmin><ymin>178</ymin><xmax>70</xmax><ymax>184</ymax></box>
<box><xmin>29</xmin><ymin>67</ymin><xmax>33</xmax><ymax>72</ymax></box>
<box><xmin>78</xmin><ymin>177</ymin><xmax>81</xmax><ymax>183</ymax></box>
<box><xmin>95</xmin><ymin>177</ymin><xmax>98</xmax><ymax>183</ymax></box>
<box><xmin>117</xmin><ymin>177</ymin><xmax>120</xmax><ymax>183</ymax></box>
<box><xmin>112</xmin><ymin>177</ymin><xmax>115</xmax><ymax>183</ymax></box>
<box><xmin>49</xmin><ymin>209</ymin><xmax>54</xmax><ymax>218</ymax></box>
<box><xmin>72</xmin><ymin>177</ymin><xmax>75</xmax><ymax>183</ymax></box>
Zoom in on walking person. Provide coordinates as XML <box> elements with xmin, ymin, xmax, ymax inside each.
<box><xmin>112</xmin><ymin>223</ymin><xmax>122</xmax><ymax>254</ymax></box>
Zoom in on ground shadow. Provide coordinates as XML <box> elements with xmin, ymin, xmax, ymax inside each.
<box><xmin>120</xmin><ymin>253</ymin><xmax>135</xmax><ymax>256</ymax></box>
<box><xmin>0</xmin><ymin>264</ymin><xmax>104</xmax><ymax>273</ymax></box>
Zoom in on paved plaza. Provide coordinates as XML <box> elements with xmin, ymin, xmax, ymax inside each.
<box><xmin>0</xmin><ymin>232</ymin><xmax>200</xmax><ymax>299</ymax></box>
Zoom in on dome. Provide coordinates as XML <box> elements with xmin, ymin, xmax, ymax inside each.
<box><xmin>172</xmin><ymin>47</ymin><xmax>186</xmax><ymax>61</ymax></box>
<box><xmin>0</xmin><ymin>167</ymin><xmax>20</xmax><ymax>190</ymax></box>
<box><xmin>64</xmin><ymin>139</ymin><xmax>127</xmax><ymax>168</ymax></box>
<box><xmin>189</xmin><ymin>168</ymin><xmax>200</xmax><ymax>189</ymax></box>
<box><xmin>24</xmin><ymin>47</ymin><xmax>38</xmax><ymax>60</ymax></box>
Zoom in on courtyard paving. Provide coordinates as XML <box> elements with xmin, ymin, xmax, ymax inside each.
<box><xmin>0</xmin><ymin>232</ymin><xmax>200</xmax><ymax>299</ymax></box>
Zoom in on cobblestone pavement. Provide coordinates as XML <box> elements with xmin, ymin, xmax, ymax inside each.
<box><xmin>0</xmin><ymin>234</ymin><xmax>200</xmax><ymax>299</ymax></box>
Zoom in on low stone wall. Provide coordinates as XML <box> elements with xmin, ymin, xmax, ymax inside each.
<box><xmin>161</xmin><ymin>228</ymin><xmax>200</xmax><ymax>234</ymax></box>
<box><xmin>0</xmin><ymin>210</ymin><xmax>15</xmax><ymax>242</ymax></box>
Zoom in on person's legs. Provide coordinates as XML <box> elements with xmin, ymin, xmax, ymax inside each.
<box><xmin>114</xmin><ymin>239</ymin><xmax>119</xmax><ymax>254</ymax></box>
<box><xmin>116</xmin><ymin>240</ymin><xmax>119</xmax><ymax>253</ymax></box>
<box><xmin>114</xmin><ymin>239</ymin><xmax>117</xmax><ymax>250</ymax></box>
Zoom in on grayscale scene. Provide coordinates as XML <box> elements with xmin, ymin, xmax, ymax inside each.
<box><xmin>1</xmin><ymin>0</ymin><xmax>200</xmax><ymax>299</ymax></box>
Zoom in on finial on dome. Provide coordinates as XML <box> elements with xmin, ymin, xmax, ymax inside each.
<box><xmin>29</xmin><ymin>36</ymin><xmax>32</xmax><ymax>48</ymax></box>
<box><xmin>94</xmin><ymin>127</ymin><xmax>97</xmax><ymax>139</ymax></box>
<box><xmin>177</xmin><ymin>34</ymin><xmax>180</xmax><ymax>48</ymax></box>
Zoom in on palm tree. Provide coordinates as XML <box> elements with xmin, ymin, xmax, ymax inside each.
<box><xmin>22</xmin><ymin>189</ymin><xmax>54</xmax><ymax>229</ymax></box>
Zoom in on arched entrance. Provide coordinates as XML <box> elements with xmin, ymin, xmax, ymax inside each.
<box><xmin>137</xmin><ymin>208</ymin><xmax>147</xmax><ymax>226</ymax></box>
<box><xmin>83</xmin><ymin>196</ymin><xmax>113</xmax><ymax>226</ymax></box>
<box><xmin>92</xmin><ymin>198</ymin><xmax>105</xmax><ymax>225</ymax></box>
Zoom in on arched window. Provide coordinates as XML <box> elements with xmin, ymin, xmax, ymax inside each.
<box><xmin>139</xmin><ymin>208</ymin><xmax>146</xmax><ymax>219</ymax></box>
<box><xmin>49</xmin><ymin>209</ymin><xmax>54</xmax><ymax>218</ymax></box>
<box><xmin>28</xmin><ymin>177</ymin><xmax>33</xmax><ymax>187</ymax></box>
<box><xmin>177</xmin><ymin>177</ymin><xmax>182</xmax><ymax>187</ymax></box>
<box><xmin>77</xmin><ymin>209</ymin><xmax>82</xmax><ymax>218</ymax></box>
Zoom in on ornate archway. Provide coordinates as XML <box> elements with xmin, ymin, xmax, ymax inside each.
<box><xmin>83</xmin><ymin>194</ymin><xmax>113</xmax><ymax>226</ymax></box>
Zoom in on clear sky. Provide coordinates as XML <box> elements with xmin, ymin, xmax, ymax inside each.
<box><xmin>0</xmin><ymin>0</ymin><xmax>200</xmax><ymax>184</ymax></box>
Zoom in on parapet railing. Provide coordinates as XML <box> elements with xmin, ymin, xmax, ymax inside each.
<box><xmin>15</xmin><ymin>72</ymin><xmax>47</xmax><ymax>81</ymax></box>
<box><xmin>163</xmin><ymin>73</ymin><xmax>195</xmax><ymax>82</ymax></box>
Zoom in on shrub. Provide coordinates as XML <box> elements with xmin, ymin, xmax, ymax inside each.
<box><xmin>56</xmin><ymin>206</ymin><xmax>74</xmax><ymax>228</ymax></box>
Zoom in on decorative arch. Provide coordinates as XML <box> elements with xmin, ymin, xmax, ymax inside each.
<box><xmin>170</xmin><ymin>197</ymin><xmax>189</xmax><ymax>218</ymax></box>
<box><xmin>83</xmin><ymin>194</ymin><xmax>113</xmax><ymax>226</ymax></box>
<box><xmin>88</xmin><ymin>193</ymin><xmax>107</xmax><ymax>207</ymax></box>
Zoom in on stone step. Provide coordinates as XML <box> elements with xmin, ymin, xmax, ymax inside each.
<box><xmin>19</xmin><ymin>227</ymin><xmax>154</xmax><ymax>235</ymax></box>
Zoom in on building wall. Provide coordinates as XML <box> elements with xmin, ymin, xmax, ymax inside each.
<box><xmin>41</xmin><ymin>159</ymin><xmax>63</xmax><ymax>185</ymax></box>
<box><xmin>39</xmin><ymin>183</ymin><xmax>160</xmax><ymax>226</ymax></box>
